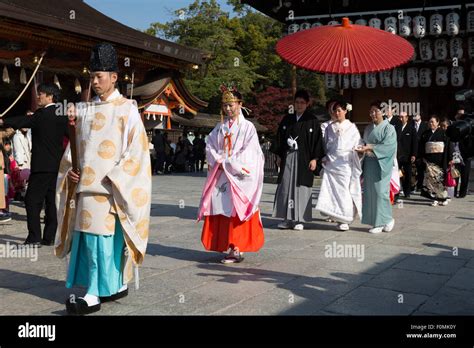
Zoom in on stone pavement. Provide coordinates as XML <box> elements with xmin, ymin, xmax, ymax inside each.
<box><xmin>0</xmin><ymin>172</ymin><xmax>473</xmax><ymax>315</ymax></box>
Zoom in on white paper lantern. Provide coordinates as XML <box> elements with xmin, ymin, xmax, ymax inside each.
<box><xmin>365</xmin><ymin>72</ymin><xmax>377</xmax><ymax>89</ymax></box>
<box><xmin>392</xmin><ymin>68</ymin><xmax>405</xmax><ymax>88</ymax></box>
<box><xmin>384</xmin><ymin>16</ymin><xmax>397</xmax><ymax>34</ymax></box>
<box><xmin>435</xmin><ymin>66</ymin><xmax>449</xmax><ymax>86</ymax></box>
<box><xmin>419</xmin><ymin>39</ymin><xmax>433</xmax><ymax>61</ymax></box>
<box><xmin>451</xmin><ymin>66</ymin><xmax>464</xmax><ymax>87</ymax></box>
<box><xmin>430</xmin><ymin>14</ymin><xmax>443</xmax><ymax>36</ymax></box>
<box><xmin>351</xmin><ymin>74</ymin><xmax>362</xmax><ymax>89</ymax></box>
<box><xmin>379</xmin><ymin>70</ymin><xmax>392</xmax><ymax>88</ymax></box>
<box><xmin>355</xmin><ymin>18</ymin><xmax>367</xmax><ymax>26</ymax></box>
<box><xmin>434</xmin><ymin>39</ymin><xmax>448</xmax><ymax>60</ymax></box>
<box><xmin>328</xmin><ymin>20</ymin><xmax>340</xmax><ymax>26</ymax></box>
<box><xmin>446</xmin><ymin>12</ymin><xmax>460</xmax><ymax>36</ymax></box>
<box><xmin>325</xmin><ymin>73</ymin><xmax>337</xmax><ymax>89</ymax></box>
<box><xmin>419</xmin><ymin>68</ymin><xmax>432</xmax><ymax>87</ymax></box>
<box><xmin>399</xmin><ymin>16</ymin><xmax>412</xmax><ymax>37</ymax></box>
<box><xmin>368</xmin><ymin>18</ymin><xmax>382</xmax><ymax>29</ymax></box>
<box><xmin>300</xmin><ymin>22</ymin><xmax>311</xmax><ymax>30</ymax></box>
<box><xmin>413</xmin><ymin>15</ymin><xmax>427</xmax><ymax>38</ymax></box>
<box><xmin>450</xmin><ymin>38</ymin><xmax>463</xmax><ymax>59</ymax></box>
<box><xmin>467</xmin><ymin>11</ymin><xmax>474</xmax><ymax>32</ymax></box>
<box><xmin>288</xmin><ymin>24</ymin><xmax>299</xmax><ymax>34</ymax></box>
<box><xmin>338</xmin><ymin>74</ymin><xmax>350</xmax><ymax>89</ymax></box>
<box><xmin>407</xmin><ymin>67</ymin><xmax>419</xmax><ymax>88</ymax></box>
<box><xmin>312</xmin><ymin>22</ymin><xmax>323</xmax><ymax>28</ymax></box>
<box><xmin>468</xmin><ymin>37</ymin><xmax>474</xmax><ymax>58</ymax></box>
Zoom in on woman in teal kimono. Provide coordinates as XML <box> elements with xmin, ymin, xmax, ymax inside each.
<box><xmin>356</xmin><ymin>101</ymin><xmax>397</xmax><ymax>234</ymax></box>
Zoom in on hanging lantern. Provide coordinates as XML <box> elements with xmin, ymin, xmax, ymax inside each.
<box><xmin>435</xmin><ymin>66</ymin><xmax>449</xmax><ymax>86</ymax></box>
<box><xmin>300</xmin><ymin>22</ymin><xmax>311</xmax><ymax>30</ymax></box>
<box><xmin>351</xmin><ymin>74</ymin><xmax>362</xmax><ymax>89</ymax></box>
<box><xmin>384</xmin><ymin>16</ymin><xmax>397</xmax><ymax>34</ymax></box>
<box><xmin>446</xmin><ymin>12</ymin><xmax>460</xmax><ymax>36</ymax></box>
<box><xmin>355</xmin><ymin>18</ymin><xmax>367</xmax><ymax>26</ymax></box>
<box><xmin>379</xmin><ymin>70</ymin><xmax>392</xmax><ymax>88</ymax></box>
<box><xmin>419</xmin><ymin>39</ymin><xmax>433</xmax><ymax>61</ymax></box>
<box><xmin>392</xmin><ymin>68</ymin><xmax>405</xmax><ymax>88</ymax></box>
<box><xmin>338</xmin><ymin>74</ymin><xmax>350</xmax><ymax>89</ymax></box>
<box><xmin>2</xmin><ymin>66</ymin><xmax>10</xmax><ymax>84</ymax></box>
<box><xmin>54</xmin><ymin>74</ymin><xmax>61</xmax><ymax>90</ymax></box>
<box><xmin>407</xmin><ymin>67</ymin><xmax>419</xmax><ymax>88</ymax></box>
<box><xmin>430</xmin><ymin>14</ymin><xmax>443</xmax><ymax>36</ymax></box>
<box><xmin>325</xmin><ymin>73</ymin><xmax>337</xmax><ymax>89</ymax></box>
<box><xmin>365</xmin><ymin>72</ymin><xmax>377</xmax><ymax>89</ymax></box>
<box><xmin>311</xmin><ymin>22</ymin><xmax>323</xmax><ymax>28</ymax></box>
<box><xmin>368</xmin><ymin>17</ymin><xmax>381</xmax><ymax>29</ymax></box>
<box><xmin>434</xmin><ymin>39</ymin><xmax>448</xmax><ymax>60</ymax></box>
<box><xmin>20</xmin><ymin>68</ymin><xmax>27</xmax><ymax>84</ymax></box>
<box><xmin>288</xmin><ymin>24</ymin><xmax>299</xmax><ymax>34</ymax></box>
<box><xmin>399</xmin><ymin>16</ymin><xmax>412</xmax><ymax>37</ymax></box>
<box><xmin>468</xmin><ymin>37</ymin><xmax>474</xmax><ymax>58</ymax></box>
<box><xmin>413</xmin><ymin>15</ymin><xmax>427</xmax><ymax>38</ymax></box>
<box><xmin>74</xmin><ymin>78</ymin><xmax>82</xmax><ymax>94</ymax></box>
<box><xmin>468</xmin><ymin>11</ymin><xmax>474</xmax><ymax>32</ymax></box>
<box><xmin>419</xmin><ymin>68</ymin><xmax>432</xmax><ymax>87</ymax></box>
<box><xmin>450</xmin><ymin>38</ymin><xmax>463</xmax><ymax>59</ymax></box>
<box><xmin>451</xmin><ymin>66</ymin><xmax>464</xmax><ymax>87</ymax></box>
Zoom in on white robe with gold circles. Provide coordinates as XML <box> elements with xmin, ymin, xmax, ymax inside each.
<box><xmin>55</xmin><ymin>90</ymin><xmax>151</xmax><ymax>281</ymax></box>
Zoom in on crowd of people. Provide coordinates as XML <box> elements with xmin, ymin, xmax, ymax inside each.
<box><xmin>150</xmin><ymin>130</ymin><xmax>206</xmax><ymax>174</ymax></box>
<box><xmin>269</xmin><ymin>89</ymin><xmax>472</xmax><ymax>234</ymax></box>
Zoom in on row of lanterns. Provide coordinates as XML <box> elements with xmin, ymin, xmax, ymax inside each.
<box><xmin>1</xmin><ymin>65</ymin><xmax>83</xmax><ymax>94</ymax></box>
<box><xmin>410</xmin><ymin>37</ymin><xmax>465</xmax><ymax>61</ymax></box>
<box><xmin>289</xmin><ymin>10</ymin><xmax>470</xmax><ymax>37</ymax></box>
<box><xmin>324</xmin><ymin>66</ymin><xmax>465</xmax><ymax>89</ymax></box>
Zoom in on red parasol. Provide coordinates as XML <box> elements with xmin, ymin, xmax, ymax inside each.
<box><xmin>276</xmin><ymin>18</ymin><xmax>414</xmax><ymax>74</ymax></box>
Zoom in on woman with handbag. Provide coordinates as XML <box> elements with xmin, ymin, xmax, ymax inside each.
<box><xmin>419</xmin><ymin>116</ymin><xmax>453</xmax><ymax>206</ymax></box>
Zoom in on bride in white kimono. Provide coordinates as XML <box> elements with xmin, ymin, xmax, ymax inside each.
<box><xmin>316</xmin><ymin>100</ymin><xmax>362</xmax><ymax>231</ymax></box>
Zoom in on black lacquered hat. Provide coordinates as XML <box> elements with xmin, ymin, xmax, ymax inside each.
<box><xmin>89</xmin><ymin>42</ymin><xmax>119</xmax><ymax>72</ymax></box>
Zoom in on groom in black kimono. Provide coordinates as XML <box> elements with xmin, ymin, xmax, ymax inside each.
<box><xmin>271</xmin><ymin>89</ymin><xmax>324</xmax><ymax>230</ymax></box>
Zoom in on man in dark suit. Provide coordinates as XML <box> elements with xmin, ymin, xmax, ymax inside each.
<box><xmin>385</xmin><ymin>108</ymin><xmax>403</xmax><ymax>138</ymax></box>
<box><xmin>397</xmin><ymin>112</ymin><xmax>418</xmax><ymax>198</ymax></box>
<box><xmin>0</xmin><ymin>83</ymin><xmax>68</xmax><ymax>246</ymax></box>
<box><xmin>412</xmin><ymin>113</ymin><xmax>428</xmax><ymax>190</ymax></box>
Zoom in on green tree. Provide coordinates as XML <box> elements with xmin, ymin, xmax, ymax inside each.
<box><xmin>144</xmin><ymin>0</ymin><xmax>327</xmax><ymax>113</ymax></box>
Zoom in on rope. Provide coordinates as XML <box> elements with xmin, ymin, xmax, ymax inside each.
<box><xmin>0</xmin><ymin>52</ymin><xmax>46</xmax><ymax>118</ymax></box>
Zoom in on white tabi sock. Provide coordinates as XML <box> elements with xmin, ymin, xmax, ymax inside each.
<box><xmin>81</xmin><ymin>293</ymin><xmax>100</xmax><ymax>306</ymax></box>
<box><xmin>118</xmin><ymin>284</ymin><xmax>128</xmax><ymax>293</ymax></box>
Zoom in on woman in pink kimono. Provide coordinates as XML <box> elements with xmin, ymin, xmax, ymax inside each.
<box><xmin>198</xmin><ymin>89</ymin><xmax>265</xmax><ymax>263</ymax></box>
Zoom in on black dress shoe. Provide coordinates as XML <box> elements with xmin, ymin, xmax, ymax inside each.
<box><xmin>23</xmin><ymin>240</ymin><xmax>41</xmax><ymax>247</ymax></box>
<box><xmin>99</xmin><ymin>288</ymin><xmax>128</xmax><ymax>303</ymax></box>
<box><xmin>41</xmin><ymin>239</ymin><xmax>54</xmax><ymax>246</ymax></box>
<box><xmin>65</xmin><ymin>297</ymin><xmax>101</xmax><ymax>315</ymax></box>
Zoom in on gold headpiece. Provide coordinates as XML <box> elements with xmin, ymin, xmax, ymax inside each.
<box><xmin>221</xmin><ymin>90</ymin><xmax>241</xmax><ymax>104</ymax></box>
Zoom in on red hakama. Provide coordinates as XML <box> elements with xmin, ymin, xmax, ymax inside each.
<box><xmin>201</xmin><ymin>210</ymin><xmax>264</xmax><ymax>252</ymax></box>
